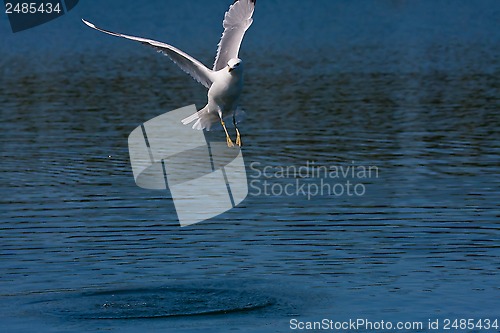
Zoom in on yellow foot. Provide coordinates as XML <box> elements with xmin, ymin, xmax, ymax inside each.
<box><xmin>235</xmin><ymin>128</ymin><xmax>242</xmax><ymax>147</ymax></box>
<box><xmin>226</xmin><ymin>136</ymin><xmax>235</xmax><ymax>147</ymax></box>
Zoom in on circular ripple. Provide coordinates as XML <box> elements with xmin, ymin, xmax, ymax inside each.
<box><xmin>31</xmin><ymin>287</ymin><xmax>275</xmax><ymax>319</ymax></box>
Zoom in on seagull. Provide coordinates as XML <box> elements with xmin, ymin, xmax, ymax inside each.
<box><xmin>82</xmin><ymin>0</ymin><xmax>256</xmax><ymax>147</ymax></box>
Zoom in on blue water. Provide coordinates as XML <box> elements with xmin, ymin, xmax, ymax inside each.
<box><xmin>1</xmin><ymin>1</ymin><xmax>499</xmax><ymax>332</ymax></box>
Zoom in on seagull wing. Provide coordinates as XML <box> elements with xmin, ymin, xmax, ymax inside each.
<box><xmin>82</xmin><ymin>19</ymin><xmax>215</xmax><ymax>88</ymax></box>
<box><xmin>213</xmin><ymin>0</ymin><xmax>256</xmax><ymax>71</ymax></box>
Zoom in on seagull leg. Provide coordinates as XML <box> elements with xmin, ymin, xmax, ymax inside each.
<box><xmin>221</xmin><ymin>120</ymin><xmax>234</xmax><ymax>147</ymax></box>
<box><xmin>235</xmin><ymin>128</ymin><xmax>242</xmax><ymax>147</ymax></box>
<box><xmin>233</xmin><ymin>114</ymin><xmax>242</xmax><ymax>147</ymax></box>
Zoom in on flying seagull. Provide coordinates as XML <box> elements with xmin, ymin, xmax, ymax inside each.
<box><xmin>82</xmin><ymin>0</ymin><xmax>256</xmax><ymax>147</ymax></box>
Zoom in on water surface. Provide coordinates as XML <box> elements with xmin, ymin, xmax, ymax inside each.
<box><xmin>1</xmin><ymin>1</ymin><xmax>499</xmax><ymax>332</ymax></box>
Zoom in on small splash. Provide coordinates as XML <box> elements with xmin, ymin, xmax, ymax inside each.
<box><xmin>30</xmin><ymin>286</ymin><xmax>275</xmax><ymax>320</ymax></box>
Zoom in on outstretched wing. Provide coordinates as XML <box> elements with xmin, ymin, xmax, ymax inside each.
<box><xmin>213</xmin><ymin>0</ymin><xmax>256</xmax><ymax>71</ymax></box>
<box><xmin>82</xmin><ymin>19</ymin><xmax>215</xmax><ymax>88</ymax></box>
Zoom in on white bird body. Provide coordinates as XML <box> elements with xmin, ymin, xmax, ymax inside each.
<box><xmin>82</xmin><ymin>0</ymin><xmax>256</xmax><ymax>146</ymax></box>
<box><xmin>211</xmin><ymin>66</ymin><xmax>243</xmax><ymax>108</ymax></box>
<box><xmin>181</xmin><ymin>63</ymin><xmax>243</xmax><ymax>130</ymax></box>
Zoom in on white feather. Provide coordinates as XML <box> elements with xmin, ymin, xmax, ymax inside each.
<box><xmin>82</xmin><ymin>0</ymin><xmax>256</xmax><ymax>134</ymax></box>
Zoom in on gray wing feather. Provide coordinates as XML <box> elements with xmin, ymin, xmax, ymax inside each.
<box><xmin>82</xmin><ymin>19</ymin><xmax>214</xmax><ymax>88</ymax></box>
<box><xmin>213</xmin><ymin>0</ymin><xmax>255</xmax><ymax>71</ymax></box>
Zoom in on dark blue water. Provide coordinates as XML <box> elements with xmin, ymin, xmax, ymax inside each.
<box><xmin>1</xmin><ymin>1</ymin><xmax>499</xmax><ymax>332</ymax></box>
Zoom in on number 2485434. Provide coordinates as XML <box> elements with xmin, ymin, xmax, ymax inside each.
<box><xmin>5</xmin><ymin>2</ymin><xmax>62</xmax><ymax>14</ymax></box>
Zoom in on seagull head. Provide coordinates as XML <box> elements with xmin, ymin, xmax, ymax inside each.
<box><xmin>227</xmin><ymin>58</ymin><xmax>243</xmax><ymax>73</ymax></box>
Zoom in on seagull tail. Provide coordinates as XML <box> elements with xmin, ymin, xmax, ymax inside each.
<box><xmin>181</xmin><ymin>106</ymin><xmax>219</xmax><ymax>131</ymax></box>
